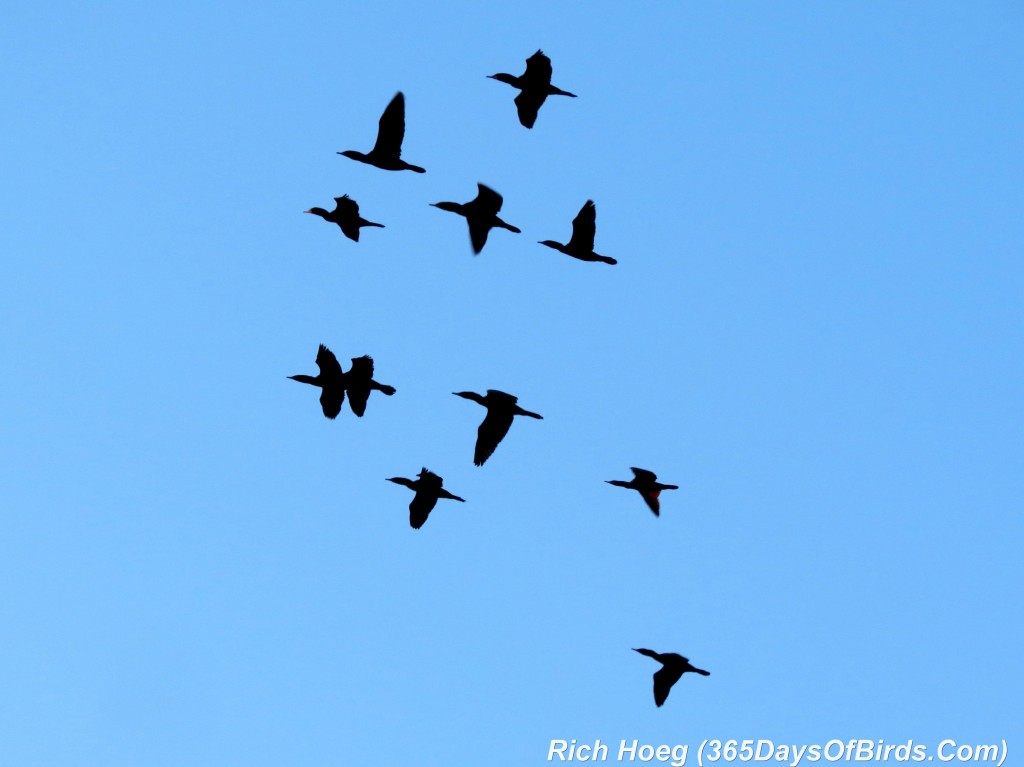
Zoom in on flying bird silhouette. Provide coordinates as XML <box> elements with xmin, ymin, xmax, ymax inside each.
<box><xmin>539</xmin><ymin>200</ymin><xmax>616</xmax><ymax>264</ymax></box>
<box><xmin>288</xmin><ymin>344</ymin><xmax>345</xmax><ymax>419</ymax></box>
<box><xmin>305</xmin><ymin>195</ymin><xmax>384</xmax><ymax>242</ymax></box>
<box><xmin>606</xmin><ymin>468</ymin><xmax>678</xmax><ymax>516</ymax></box>
<box><xmin>344</xmin><ymin>355</ymin><xmax>396</xmax><ymax>417</ymax></box>
<box><xmin>386</xmin><ymin>468</ymin><xmax>465</xmax><ymax>529</ymax></box>
<box><xmin>431</xmin><ymin>183</ymin><xmax>521</xmax><ymax>254</ymax></box>
<box><xmin>488</xmin><ymin>49</ymin><xmax>577</xmax><ymax>128</ymax></box>
<box><xmin>633</xmin><ymin>648</ymin><xmax>709</xmax><ymax>707</ymax></box>
<box><xmin>337</xmin><ymin>92</ymin><xmax>425</xmax><ymax>173</ymax></box>
<box><xmin>452</xmin><ymin>389</ymin><xmax>542</xmax><ymax>466</ymax></box>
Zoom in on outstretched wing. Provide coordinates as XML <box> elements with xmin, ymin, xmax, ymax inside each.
<box><xmin>567</xmin><ymin>200</ymin><xmax>597</xmax><ymax>252</ymax></box>
<box><xmin>332</xmin><ymin>195</ymin><xmax>359</xmax><ymax>217</ymax></box>
<box><xmin>631</xmin><ymin>467</ymin><xmax>658</xmax><ymax>483</ymax></box>
<box><xmin>639</xmin><ymin>489</ymin><xmax>661</xmax><ymax>516</ymax></box>
<box><xmin>652</xmin><ymin>665</ymin><xmax>684</xmax><ymax>707</ymax></box>
<box><xmin>372</xmin><ymin>92</ymin><xmax>406</xmax><ymax>159</ymax></box>
<box><xmin>474</xmin><ymin>409</ymin><xmax>514</xmax><ymax>466</ymax></box>
<box><xmin>522</xmin><ymin>50</ymin><xmax>553</xmax><ymax>86</ymax></box>
<box><xmin>348</xmin><ymin>355</ymin><xmax>375</xmax><ymax>379</ymax></box>
<box><xmin>320</xmin><ymin>387</ymin><xmax>344</xmax><ymax>419</ymax></box>
<box><xmin>513</xmin><ymin>89</ymin><xmax>546</xmax><ymax>129</ymax></box>
<box><xmin>409</xmin><ymin>492</ymin><xmax>439</xmax><ymax>529</ymax></box>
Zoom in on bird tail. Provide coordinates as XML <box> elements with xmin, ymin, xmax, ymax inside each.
<box><xmin>597</xmin><ymin>255</ymin><xmax>617</xmax><ymax>265</ymax></box>
<box><xmin>375</xmin><ymin>383</ymin><xmax>397</xmax><ymax>396</ymax></box>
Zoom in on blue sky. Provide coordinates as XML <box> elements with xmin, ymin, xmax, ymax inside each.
<box><xmin>2</xmin><ymin>2</ymin><xmax>1022</xmax><ymax>765</ymax></box>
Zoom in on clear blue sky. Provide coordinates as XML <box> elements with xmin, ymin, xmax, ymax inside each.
<box><xmin>2</xmin><ymin>2</ymin><xmax>1022</xmax><ymax>765</ymax></box>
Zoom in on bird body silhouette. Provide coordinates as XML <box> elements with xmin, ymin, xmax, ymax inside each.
<box><xmin>344</xmin><ymin>355</ymin><xmax>396</xmax><ymax>417</ymax></box>
<box><xmin>387</xmin><ymin>468</ymin><xmax>465</xmax><ymax>529</ymax></box>
<box><xmin>488</xmin><ymin>50</ymin><xmax>577</xmax><ymax>128</ymax></box>
<box><xmin>431</xmin><ymin>184</ymin><xmax>521</xmax><ymax>254</ymax></box>
<box><xmin>633</xmin><ymin>648</ymin><xmax>709</xmax><ymax>707</ymax></box>
<box><xmin>338</xmin><ymin>92</ymin><xmax>425</xmax><ymax>173</ymax></box>
<box><xmin>305</xmin><ymin>195</ymin><xmax>384</xmax><ymax>241</ymax></box>
<box><xmin>453</xmin><ymin>389</ymin><xmax>542</xmax><ymax>466</ymax></box>
<box><xmin>288</xmin><ymin>344</ymin><xmax>345</xmax><ymax>419</ymax></box>
<box><xmin>539</xmin><ymin>200</ymin><xmax>616</xmax><ymax>264</ymax></box>
<box><xmin>607</xmin><ymin>467</ymin><xmax>678</xmax><ymax>515</ymax></box>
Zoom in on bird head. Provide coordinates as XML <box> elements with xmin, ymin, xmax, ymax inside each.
<box><xmin>338</xmin><ymin>150</ymin><xmax>364</xmax><ymax>162</ymax></box>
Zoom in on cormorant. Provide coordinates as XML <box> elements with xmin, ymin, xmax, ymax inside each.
<box><xmin>539</xmin><ymin>200</ymin><xmax>616</xmax><ymax>265</ymax></box>
<box><xmin>431</xmin><ymin>184</ymin><xmax>521</xmax><ymax>254</ymax></box>
<box><xmin>305</xmin><ymin>195</ymin><xmax>384</xmax><ymax>242</ymax></box>
<box><xmin>606</xmin><ymin>468</ymin><xmax>678</xmax><ymax>516</ymax></box>
<box><xmin>452</xmin><ymin>389</ymin><xmax>542</xmax><ymax>466</ymax></box>
<box><xmin>633</xmin><ymin>648</ymin><xmax>710</xmax><ymax>707</ymax></box>
<box><xmin>337</xmin><ymin>92</ymin><xmax>425</xmax><ymax>173</ymax></box>
<box><xmin>344</xmin><ymin>355</ymin><xmax>396</xmax><ymax>417</ymax></box>
<box><xmin>386</xmin><ymin>468</ymin><xmax>465</xmax><ymax>529</ymax></box>
<box><xmin>288</xmin><ymin>344</ymin><xmax>345</xmax><ymax>419</ymax></box>
<box><xmin>488</xmin><ymin>50</ymin><xmax>577</xmax><ymax>129</ymax></box>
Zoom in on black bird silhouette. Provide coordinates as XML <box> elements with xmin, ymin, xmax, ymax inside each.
<box><xmin>452</xmin><ymin>389</ymin><xmax>542</xmax><ymax>466</ymax></box>
<box><xmin>431</xmin><ymin>183</ymin><xmax>521</xmax><ymax>254</ymax></box>
<box><xmin>288</xmin><ymin>344</ymin><xmax>345</xmax><ymax>419</ymax></box>
<box><xmin>337</xmin><ymin>92</ymin><xmax>425</xmax><ymax>173</ymax></box>
<box><xmin>488</xmin><ymin>50</ymin><xmax>577</xmax><ymax>128</ymax></box>
<box><xmin>386</xmin><ymin>468</ymin><xmax>465</xmax><ymax>529</ymax></box>
<box><xmin>606</xmin><ymin>468</ymin><xmax>678</xmax><ymax>516</ymax></box>
<box><xmin>344</xmin><ymin>355</ymin><xmax>396</xmax><ymax>417</ymax></box>
<box><xmin>539</xmin><ymin>200</ymin><xmax>616</xmax><ymax>265</ymax></box>
<box><xmin>633</xmin><ymin>648</ymin><xmax>709</xmax><ymax>707</ymax></box>
<box><xmin>305</xmin><ymin>195</ymin><xmax>384</xmax><ymax>242</ymax></box>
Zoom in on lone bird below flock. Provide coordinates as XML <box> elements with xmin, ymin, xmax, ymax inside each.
<box><xmin>288</xmin><ymin>344</ymin><xmax>345</xmax><ymax>419</ymax></box>
<box><xmin>431</xmin><ymin>184</ymin><xmax>521</xmax><ymax>254</ymax></box>
<box><xmin>387</xmin><ymin>469</ymin><xmax>465</xmax><ymax>529</ymax></box>
<box><xmin>488</xmin><ymin>50</ymin><xmax>577</xmax><ymax>129</ymax></box>
<box><xmin>453</xmin><ymin>389</ymin><xmax>542</xmax><ymax>466</ymax></box>
<box><xmin>539</xmin><ymin>200</ymin><xmax>616</xmax><ymax>265</ymax></box>
<box><xmin>305</xmin><ymin>195</ymin><xmax>383</xmax><ymax>242</ymax></box>
<box><xmin>607</xmin><ymin>467</ymin><xmax>678</xmax><ymax>516</ymax></box>
<box><xmin>633</xmin><ymin>648</ymin><xmax>710</xmax><ymax>707</ymax></box>
<box><xmin>338</xmin><ymin>92</ymin><xmax>425</xmax><ymax>173</ymax></box>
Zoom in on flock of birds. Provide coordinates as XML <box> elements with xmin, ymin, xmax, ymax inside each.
<box><xmin>295</xmin><ymin>51</ymin><xmax>706</xmax><ymax>708</ymax></box>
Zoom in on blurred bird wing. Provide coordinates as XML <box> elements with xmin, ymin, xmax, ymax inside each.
<box><xmin>373</xmin><ymin>92</ymin><xmax>406</xmax><ymax>158</ymax></box>
<box><xmin>473</xmin><ymin>184</ymin><xmax>504</xmax><ymax>214</ymax></box>
<box><xmin>652</xmin><ymin>665</ymin><xmax>684</xmax><ymax>707</ymax></box>
<box><xmin>513</xmin><ymin>89</ymin><xmax>545</xmax><ymax>128</ymax></box>
<box><xmin>631</xmin><ymin>467</ymin><xmax>658</xmax><ymax>482</ymax></box>
<box><xmin>523</xmin><ymin>50</ymin><xmax>553</xmax><ymax>85</ymax></box>
<box><xmin>568</xmin><ymin>200</ymin><xmax>597</xmax><ymax>251</ymax></box>
<box><xmin>468</xmin><ymin>217</ymin><xmax>491</xmax><ymax>254</ymax></box>
<box><xmin>348</xmin><ymin>355</ymin><xmax>375</xmax><ymax>379</ymax></box>
<box><xmin>640</xmin><ymin>489</ymin><xmax>661</xmax><ymax>516</ymax></box>
<box><xmin>474</xmin><ymin>409</ymin><xmax>514</xmax><ymax>466</ymax></box>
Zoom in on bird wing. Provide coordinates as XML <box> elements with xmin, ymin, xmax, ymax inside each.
<box><xmin>523</xmin><ymin>50</ymin><xmax>553</xmax><ymax>85</ymax></box>
<box><xmin>320</xmin><ymin>387</ymin><xmax>344</xmax><ymax>419</ymax></box>
<box><xmin>513</xmin><ymin>89</ymin><xmax>546</xmax><ymax>129</ymax></box>
<box><xmin>315</xmin><ymin>345</ymin><xmax>343</xmax><ymax>378</ymax></box>
<box><xmin>474</xmin><ymin>408</ymin><xmax>514</xmax><ymax>466</ymax></box>
<box><xmin>652</xmin><ymin>665</ymin><xmax>684</xmax><ymax>707</ymax></box>
<box><xmin>332</xmin><ymin>195</ymin><xmax>358</xmax><ymax>216</ymax></box>
<box><xmin>567</xmin><ymin>200</ymin><xmax>597</xmax><ymax>251</ymax></box>
<box><xmin>473</xmin><ymin>184</ymin><xmax>504</xmax><ymax>215</ymax></box>
<box><xmin>631</xmin><ymin>467</ymin><xmax>658</xmax><ymax>482</ymax></box>
<box><xmin>349</xmin><ymin>355</ymin><xmax>375</xmax><ymax>379</ymax></box>
<box><xmin>467</xmin><ymin>217</ymin><xmax>491</xmax><ymax>254</ymax></box>
<box><xmin>640</xmin><ymin>489</ymin><xmax>661</xmax><ymax>516</ymax></box>
<box><xmin>372</xmin><ymin>92</ymin><xmax>406</xmax><ymax>159</ymax></box>
<box><xmin>347</xmin><ymin>384</ymin><xmax>369</xmax><ymax>417</ymax></box>
<box><xmin>409</xmin><ymin>492</ymin><xmax>438</xmax><ymax>529</ymax></box>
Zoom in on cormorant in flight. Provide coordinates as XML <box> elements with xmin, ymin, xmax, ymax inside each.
<box><xmin>539</xmin><ymin>200</ymin><xmax>616</xmax><ymax>264</ymax></box>
<box><xmin>305</xmin><ymin>195</ymin><xmax>384</xmax><ymax>242</ymax></box>
<box><xmin>431</xmin><ymin>183</ymin><xmax>521</xmax><ymax>254</ymax></box>
<box><xmin>633</xmin><ymin>648</ymin><xmax>709</xmax><ymax>707</ymax></box>
<box><xmin>452</xmin><ymin>389</ymin><xmax>542</xmax><ymax>466</ymax></box>
<box><xmin>386</xmin><ymin>468</ymin><xmax>465</xmax><ymax>529</ymax></box>
<box><xmin>344</xmin><ymin>355</ymin><xmax>396</xmax><ymax>417</ymax></box>
<box><xmin>606</xmin><ymin>468</ymin><xmax>678</xmax><ymax>516</ymax></box>
<box><xmin>337</xmin><ymin>92</ymin><xmax>426</xmax><ymax>173</ymax></box>
<box><xmin>488</xmin><ymin>50</ymin><xmax>577</xmax><ymax>128</ymax></box>
<box><xmin>288</xmin><ymin>344</ymin><xmax>345</xmax><ymax>419</ymax></box>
